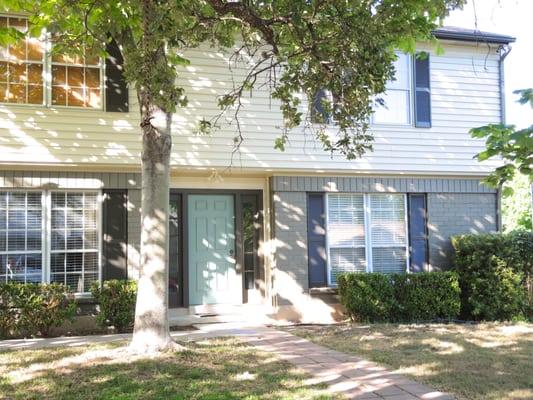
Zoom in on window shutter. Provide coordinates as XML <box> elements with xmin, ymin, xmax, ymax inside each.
<box><xmin>102</xmin><ymin>190</ymin><xmax>128</xmax><ymax>280</ymax></box>
<box><xmin>408</xmin><ymin>194</ymin><xmax>428</xmax><ymax>272</ymax></box>
<box><xmin>307</xmin><ymin>194</ymin><xmax>327</xmax><ymax>287</ymax></box>
<box><xmin>105</xmin><ymin>39</ymin><xmax>129</xmax><ymax>112</ymax></box>
<box><xmin>414</xmin><ymin>52</ymin><xmax>431</xmax><ymax>128</ymax></box>
<box><xmin>311</xmin><ymin>89</ymin><xmax>332</xmax><ymax>124</ymax></box>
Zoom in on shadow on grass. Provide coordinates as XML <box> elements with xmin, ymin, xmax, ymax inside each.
<box><xmin>287</xmin><ymin>323</ymin><xmax>533</xmax><ymax>400</ymax></box>
<box><xmin>0</xmin><ymin>338</ymin><xmax>336</xmax><ymax>400</ymax></box>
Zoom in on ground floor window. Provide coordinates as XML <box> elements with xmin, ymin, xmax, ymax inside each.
<box><xmin>0</xmin><ymin>190</ymin><xmax>101</xmax><ymax>293</ymax></box>
<box><xmin>326</xmin><ymin>193</ymin><xmax>408</xmax><ymax>284</ymax></box>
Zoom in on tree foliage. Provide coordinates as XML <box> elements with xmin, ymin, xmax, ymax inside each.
<box><xmin>471</xmin><ymin>89</ymin><xmax>533</xmax><ymax>193</ymax></box>
<box><xmin>2</xmin><ymin>0</ymin><xmax>464</xmax><ymax>158</ymax></box>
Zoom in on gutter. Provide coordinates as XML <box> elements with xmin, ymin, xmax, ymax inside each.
<box><xmin>496</xmin><ymin>45</ymin><xmax>512</xmax><ymax>232</ymax></box>
<box><xmin>498</xmin><ymin>44</ymin><xmax>512</xmax><ymax>125</ymax></box>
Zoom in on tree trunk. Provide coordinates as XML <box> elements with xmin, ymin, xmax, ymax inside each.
<box><xmin>129</xmin><ymin>90</ymin><xmax>179</xmax><ymax>353</ymax></box>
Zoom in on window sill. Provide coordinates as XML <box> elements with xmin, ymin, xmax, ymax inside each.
<box><xmin>309</xmin><ymin>287</ymin><xmax>338</xmax><ymax>295</ymax></box>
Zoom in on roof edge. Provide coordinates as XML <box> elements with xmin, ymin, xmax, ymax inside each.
<box><xmin>433</xmin><ymin>27</ymin><xmax>516</xmax><ymax>44</ymax></box>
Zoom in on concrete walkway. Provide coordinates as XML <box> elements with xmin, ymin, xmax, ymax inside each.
<box><xmin>0</xmin><ymin>323</ymin><xmax>453</xmax><ymax>400</ymax></box>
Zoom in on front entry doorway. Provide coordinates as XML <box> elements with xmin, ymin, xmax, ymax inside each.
<box><xmin>187</xmin><ymin>194</ymin><xmax>240</xmax><ymax>305</ymax></box>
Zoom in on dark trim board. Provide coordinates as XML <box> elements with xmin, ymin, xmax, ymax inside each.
<box><xmin>169</xmin><ymin>189</ymin><xmax>264</xmax><ymax>308</ymax></box>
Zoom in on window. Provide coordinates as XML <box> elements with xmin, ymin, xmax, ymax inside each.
<box><xmin>326</xmin><ymin>193</ymin><xmax>408</xmax><ymax>284</ymax></box>
<box><xmin>372</xmin><ymin>53</ymin><xmax>411</xmax><ymax>125</ymax></box>
<box><xmin>0</xmin><ymin>191</ymin><xmax>43</xmax><ymax>283</ymax></box>
<box><xmin>0</xmin><ymin>190</ymin><xmax>100</xmax><ymax>293</ymax></box>
<box><xmin>0</xmin><ymin>16</ymin><xmax>45</xmax><ymax>104</ymax></box>
<box><xmin>51</xmin><ymin>52</ymin><xmax>102</xmax><ymax>108</ymax></box>
<box><xmin>0</xmin><ymin>15</ymin><xmax>103</xmax><ymax>109</ymax></box>
<box><xmin>50</xmin><ymin>192</ymin><xmax>99</xmax><ymax>292</ymax></box>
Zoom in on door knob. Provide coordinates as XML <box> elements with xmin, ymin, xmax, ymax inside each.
<box><xmin>229</xmin><ymin>249</ymin><xmax>234</xmax><ymax>256</ymax></box>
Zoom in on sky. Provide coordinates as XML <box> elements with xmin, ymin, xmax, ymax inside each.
<box><xmin>445</xmin><ymin>0</ymin><xmax>533</xmax><ymax>128</ymax></box>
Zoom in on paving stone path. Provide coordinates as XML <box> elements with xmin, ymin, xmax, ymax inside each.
<box><xmin>0</xmin><ymin>323</ymin><xmax>453</xmax><ymax>400</ymax></box>
<box><xmin>234</xmin><ymin>326</ymin><xmax>454</xmax><ymax>400</ymax></box>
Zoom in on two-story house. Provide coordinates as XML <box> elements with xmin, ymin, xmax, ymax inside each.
<box><xmin>0</xmin><ymin>14</ymin><xmax>515</xmax><ymax>322</ymax></box>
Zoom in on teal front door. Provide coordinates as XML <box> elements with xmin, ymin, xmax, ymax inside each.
<box><xmin>188</xmin><ymin>195</ymin><xmax>240</xmax><ymax>305</ymax></box>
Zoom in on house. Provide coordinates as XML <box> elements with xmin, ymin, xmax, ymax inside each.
<box><xmin>0</xmin><ymin>13</ymin><xmax>516</xmax><ymax>322</ymax></box>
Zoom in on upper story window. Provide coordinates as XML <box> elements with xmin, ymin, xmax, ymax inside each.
<box><xmin>0</xmin><ymin>15</ymin><xmax>103</xmax><ymax>109</ymax></box>
<box><xmin>51</xmin><ymin>52</ymin><xmax>102</xmax><ymax>108</ymax></box>
<box><xmin>0</xmin><ymin>16</ymin><xmax>45</xmax><ymax>105</ymax></box>
<box><xmin>372</xmin><ymin>53</ymin><xmax>412</xmax><ymax>125</ymax></box>
<box><xmin>310</xmin><ymin>53</ymin><xmax>413</xmax><ymax>127</ymax></box>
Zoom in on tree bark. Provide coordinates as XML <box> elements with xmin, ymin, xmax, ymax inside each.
<box><xmin>129</xmin><ymin>89</ymin><xmax>179</xmax><ymax>353</ymax></box>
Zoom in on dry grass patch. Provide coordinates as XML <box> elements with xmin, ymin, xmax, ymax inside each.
<box><xmin>285</xmin><ymin>323</ymin><xmax>533</xmax><ymax>400</ymax></box>
<box><xmin>0</xmin><ymin>338</ymin><xmax>341</xmax><ymax>400</ymax></box>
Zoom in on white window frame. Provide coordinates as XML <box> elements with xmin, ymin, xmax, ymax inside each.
<box><xmin>0</xmin><ymin>189</ymin><xmax>102</xmax><ymax>295</ymax></box>
<box><xmin>0</xmin><ymin>189</ymin><xmax>46</xmax><ymax>283</ymax></box>
<box><xmin>325</xmin><ymin>192</ymin><xmax>410</xmax><ymax>286</ymax></box>
<box><xmin>46</xmin><ymin>190</ymin><xmax>103</xmax><ymax>297</ymax></box>
<box><xmin>371</xmin><ymin>52</ymin><xmax>413</xmax><ymax>127</ymax></box>
<box><xmin>0</xmin><ymin>13</ymin><xmax>106</xmax><ymax>110</ymax></box>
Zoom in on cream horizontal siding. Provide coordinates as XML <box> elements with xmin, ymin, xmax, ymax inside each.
<box><xmin>0</xmin><ymin>42</ymin><xmax>501</xmax><ymax>175</ymax></box>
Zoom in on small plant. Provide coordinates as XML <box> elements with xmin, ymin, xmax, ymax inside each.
<box><xmin>0</xmin><ymin>283</ymin><xmax>76</xmax><ymax>339</ymax></box>
<box><xmin>452</xmin><ymin>231</ymin><xmax>532</xmax><ymax>321</ymax></box>
<box><xmin>91</xmin><ymin>280</ymin><xmax>137</xmax><ymax>332</ymax></box>
<box><xmin>338</xmin><ymin>273</ymin><xmax>395</xmax><ymax>322</ymax></box>
<box><xmin>338</xmin><ymin>272</ymin><xmax>460</xmax><ymax>323</ymax></box>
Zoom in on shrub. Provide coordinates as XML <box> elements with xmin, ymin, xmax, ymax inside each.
<box><xmin>338</xmin><ymin>272</ymin><xmax>461</xmax><ymax>323</ymax></box>
<box><xmin>0</xmin><ymin>283</ymin><xmax>76</xmax><ymax>339</ymax></box>
<box><xmin>91</xmin><ymin>280</ymin><xmax>137</xmax><ymax>332</ymax></box>
<box><xmin>392</xmin><ymin>272</ymin><xmax>461</xmax><ymax>321</ymax></box>
<box><xmin>452</xmin><ymin>231</ymin><xmax>532</xmax><ymax>321</ymax></box>
<box><xmin>338</xmin><ymin>273</ymin><xmax>396</xmax><ymax>322</ymax></box>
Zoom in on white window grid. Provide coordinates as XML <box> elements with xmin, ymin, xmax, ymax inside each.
<box><xmin>0</xmin><ymin>189</ymin><xmax>102</xmax><ymax>294</ymax></box>
<box><xmin>0</xmin><ymin>16</ymin><xmax>45</xmax><ymax>105</ymax></box>
<box><xmin>48</xmin><ymin>191</ymin><xmax>102</xmax><ymax>294</ymax></box>
<box><xmin>0</xmin><ymin>14</ymin><xmax>106</xmax><ymax>110</ymax></box>
<box><xmin>0</xmin><ymin>190</ymin><xmax>45</xmax><ymax>283</ymax></box>
<box><xmin>325</xmin><ymin>192</ymin><xmax>410</xmax><ymax>286</ymax></box>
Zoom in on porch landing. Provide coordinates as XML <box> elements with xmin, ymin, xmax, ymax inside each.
<box><xmin>169</xmin><ymin>304</ymin><xmax>276</xmax><ymax>326</ymax></box>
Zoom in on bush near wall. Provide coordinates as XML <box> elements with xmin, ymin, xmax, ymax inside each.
<box><xmin>0</xmin><ymin>283</ymin><xmax>76</xmax><ymax>339</ymax></box>
<box><xmin>337</xmin><ymin>272</ymin><xmax>460</xmax><ymax>323</ymax></box>
<box><xmin>452</xmin><ymin>231</ymin><xmax>532</xmax><ymax>321</ymax></box>
<box><xmin>91</xmin><ymin>280</ymin><xmax>137</xmax><ymax>333</ymax></box>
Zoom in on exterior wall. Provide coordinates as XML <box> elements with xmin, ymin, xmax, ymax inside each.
<box><xmin>270</xmin><ymin>175</ymin><xmax>498</xmax><ymax>321</ymax></box>
<box><xmin>0</xmin><ymin>41</ymin><xmax>502</xmax><ymax>175</ymax></box>
<box><xmin>427</xmin><ymin>193</ymin><xmax>498</xmax><ymax>270</ymax></box>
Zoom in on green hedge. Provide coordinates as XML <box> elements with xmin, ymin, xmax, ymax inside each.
<box><xmin>452</xmin><ymin>231</ymin><xmax>532</xmax><ymax>321</ymax></box>
<box><xmin>91</xmin><ymin>280</ymin><xmax>137</xmax><ymax>333</ymax></box>
<box><xmin>338</xmin><ymin>272</ymin><xmax>460</xmax><ymax>323</ymax></box>
<box><xmin>0</xmin><ymin>283</ymin><xmax>76</xmax><ymax>339</ymax></box>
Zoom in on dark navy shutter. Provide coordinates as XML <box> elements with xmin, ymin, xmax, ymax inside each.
<box><xmin>414</xmin><ymin>52</ymin><xmax>431</xmax><ymax>128</ymax></box>
<box><xmin>105</xmin><ymin>39</ymin><xmax>129</xmax><ymax>112</ymax></box>
<box><xmin>311</xmin><ymin>89</ymin><xmax>332</xmax><ymax>124</ymax></box>
<box><xmin>307</xmin><ymin>193</ymin><xmax>328</xmax><ymax>287</ymax></box>
<box><xmin>102</xmin><ymin>190</ymin><xmax>128</xmax><ymax>280</ymax></box>
<box><xmin>408</xmin><ymin>194</ymin><xmax>428</xmax><ymax>273</ymax></box>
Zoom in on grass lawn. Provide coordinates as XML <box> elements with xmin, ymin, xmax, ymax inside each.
<box><xmin>284</xmin><ymin>323</ymin><xmax>533</xmax><ymax>400</ymax></box>
<box><xmin>0</xmin><ymin>337</ymin><xmax>340</xmax><ymax>400</ymax></box>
